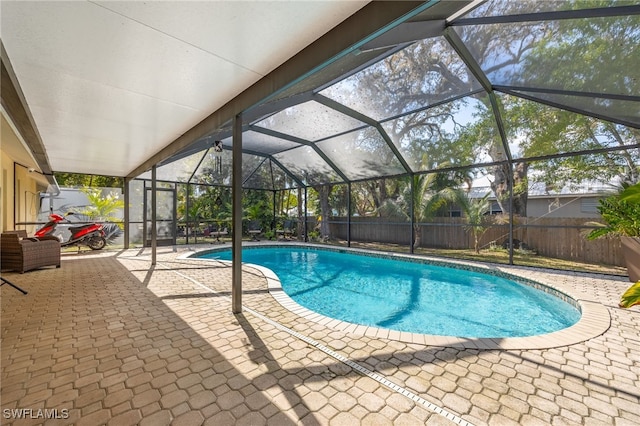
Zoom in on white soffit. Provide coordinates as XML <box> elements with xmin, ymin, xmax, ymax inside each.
<box><xmin>0</xmin><ymin>0</ymin><xmax>368</xmax><ymax>177</ymax></box>
<box><xmin>1</xmin><ymin>113</ymin><xmax>39</xmax><ymax>172</ymax></box>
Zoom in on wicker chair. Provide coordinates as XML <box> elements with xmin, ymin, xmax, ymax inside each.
<box><xmin>1</xmin><ymin>230</ymin><xmax>61</xmax><ymax>273</ymax></box>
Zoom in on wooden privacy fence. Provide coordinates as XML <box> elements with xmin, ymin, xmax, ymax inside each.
<box><xmin>327</xmin><ymin>216</ymin><xmax>624</xmax><ymax>267</ymax></box>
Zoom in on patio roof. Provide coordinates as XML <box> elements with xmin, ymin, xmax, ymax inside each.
<box><xmin>3</xmin><ymin>1</ymin><xmax>637</xmax><ymax>191</ymax></box>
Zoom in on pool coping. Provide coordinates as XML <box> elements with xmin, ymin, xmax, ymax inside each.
<box><xmin>187</xmin><ymin>242</ymin><xmax>612</xmax><ymax>350</ymax></box>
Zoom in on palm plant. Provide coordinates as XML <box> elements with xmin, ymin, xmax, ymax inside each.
<box><xmin>77</xmin><ymin>188</ymin><xmax>124</xmax><ymax>222</ymax></box>
<box><xmin>244</xmin><ymin>202</ymin><xmax>264</xmax><ymax>222</ymax></box>
<box><xmin>411</xmin><ymin>173</ymin><xmax>464</xmax><ymax>250</ymax></box>
<box><xmin>75</xmin><ymin>188</ymin><xmax>124</xmax><ymax>242</ymax></box>
<box><xmin>586</xmin><ymin>182</ymin><xmax>640</xmax><ymax>239</ymax></box>
<box><xmin>460</xmin><ymin>192</ymin><xmax>491</xmax><ymax>253</ymax></box>
<box><xmin>379</xmin><ymin>172</ymin><xmax>463</xmax><ymax>250</ymax></box>
<box><xmin>620</xmin><ymin>181</ymin><xmax>640</xmax><ymax>203</ymax></box>
<box><xmin>213</xmin><ymin>199</ymin><xmax>232</xmax><ymax>228</ymax></box>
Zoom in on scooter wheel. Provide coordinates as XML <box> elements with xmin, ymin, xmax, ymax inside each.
<box><xmin>88</xmin><ymin>237</ymin><xmax>106</xmax><ymax>250</ymax></box>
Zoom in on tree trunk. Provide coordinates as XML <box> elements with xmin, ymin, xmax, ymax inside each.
<box><xmin>284</xmin><ymin>189</ymin><xmax>291</xmax><ymax>215</ymax></box>
<box><xmin>512</xmin><ymin>162</ymin><xmax>529</xmax><ymax>217</ymax></box>
<box><xmin>413</xmin><ymin>224</ymin><xmax>421</xmax><ymax>251</ymax></box>
<box><xmin>490</xmin><ymin>163</ymin><xmax>510</xmax><ymax>214</ymax></box>
<box><xmin>297</xmin><ymin>188</ymin><xmax>303</xmax><ymax>240</ymax></box>
<box><xmin>490</xmin><ymin>162</ymin><xmax>528</xmax><ymax>217</ymax></box>
<box><xmin>316</xmin><ymin>185</ymin><xmax>333</xmax><ymax>240</ymax></box>
<box><xmin>378</xmin><ymin>179</ymin><xmax>388</xmax><ymax>209</ymax></box>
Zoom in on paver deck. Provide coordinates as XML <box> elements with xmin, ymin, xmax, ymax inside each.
<box><xmin>1</xmin><ymin>244</ymin><xmax>639</xmax><ymax>425</ymax></box>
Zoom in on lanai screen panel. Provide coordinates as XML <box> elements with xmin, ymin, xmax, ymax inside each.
<box><xmin>454</xmin><ymin>15</ymin><xmax>639</xmax><ymax>97</ymax></box>
<box><xmin>496</xmin><ymin>93</ymin><xmax>640</xmax><ymax>160</ymax></box>
<box><xmin>381</xmin><ymin>94</ymin><xmax>503</xmax><ymax>172</ymax></box>
<box><xmin>273</xmin><ymin>145</ymin><xmax>343</xmax><ymax>186</ymax></box>
<box><xmin>154</xmin><ymin>150</ymin><xmax>204</xmax><ymax>183</ymax></box>
<box><xmin>222</xmin><ymin>131</ymin><xmax>299</xmax><ymax>155</ymax></box>
<box><xmin>190</xmin><ymin>149</ymin><xmax>233</xmax><ymax>185</ymax></box>
<box><xmin>525</xmin><ymin>149</ymin><xmax>640</xmax><ymax>195</ymax></box>
<box><xmin>508</xmin><ymin>91</ymin><xmax>640</xmax><ymax>127</ymax></box>
<box><xmin>253</xmin><ymin>100</ymin><xmax>366</xmax><ymax>141</ymax></box>
<box><xmin>319</xmin><ymin>37</ymin><xmax>483</xmax><ymax>121</ymax></box>
<box><xmin>243</xmin><ymin>158</ymin><xmax>296</xmax><ymax>190</ymax></box>
<box><xmin>315</xmin><ymin>127</ymin><xmax>406</xmax><ymax>181</ymax></box>
<box><xmin>465</xmin><ymin>0</ymin><xmax>628</xmax><ymax>18</ymax></box>
<box><xmin>240</xmin><ymin>153</ymin><xmax>267</xmax><ymax>184</ymax></box>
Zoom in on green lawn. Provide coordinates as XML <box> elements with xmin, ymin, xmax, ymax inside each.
<box><xmin>347</xmin><ymin>241</ymin><xmax>627</xmax><ymax>276</ymax></box>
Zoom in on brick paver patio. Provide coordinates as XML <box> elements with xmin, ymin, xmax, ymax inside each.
<box><xmin>1</xmin><ymin>245</ymin><xmax>639</xmax><ymax>425</ymax></box>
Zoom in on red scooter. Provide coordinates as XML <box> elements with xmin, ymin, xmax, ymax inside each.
<box><xmin>35</xmin><ymin>212</ymin><xmax>107</xmax><ymax>250</ymax></box>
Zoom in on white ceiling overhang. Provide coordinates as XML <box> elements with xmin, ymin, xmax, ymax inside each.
<box><xmin>1</xmin><ymin>112</ymin><xmax>48</xmax><ymax>185</ymax></box>
<box><xmin>1</xmin><ymin>0</ymin><xmax>369</xmax><ymax>177</ymax></box>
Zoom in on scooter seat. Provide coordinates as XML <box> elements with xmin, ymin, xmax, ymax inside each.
<box><xmin>69</xmin><ymin>225</ymin><xmax>90</xmax><ymax>233</ymax></box>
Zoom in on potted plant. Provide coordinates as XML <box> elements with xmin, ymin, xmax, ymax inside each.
<box><xmin>586</xmin><ymin>182</ymin><xmax>640</xmax><ymax>282</ymax></box>
<box><xmin>620</xmin><ymin>281</ymin><xmax>640</xmax><ymax>308</ymax></box>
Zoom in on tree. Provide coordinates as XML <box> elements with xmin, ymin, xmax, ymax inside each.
<box><xmin>54</xmin><ymin>173</ymin><xmax>123</xmax><ymax>188</ymax></box>
<box><xmin>412</xmin><ymin>173</ymin><xmax>462</xmax><ymax>250</ymax></box>
<box><xmin>71</xmin><ymin>187</ymin><xmax>124</xmax><ymax>241</ymax></box>
<box><xmin>275</xmin><ymin>190</ymin><xmax>298</xmax><ymax>217</ymax></box>
<box><xmin>500</xmin><ymin>97</ymin><xmax>639</xmax><ymax>190</ymax></box>
<box><xmin>491</xmin><ymin>161</ymin><xmax>529</xmax><ymax>217</ymax></box>
<box><xmin>314</xmin><ymin>184</ymin><xmax>333</xmax><ymax>240</ymax></box>
<box><xmin>621</xmin><ymin>182</ymin><xmax>640</xmax><ymax>203</ymax></box>
<box><xmin>351</xmin><ymin>178</ymin><xmax>404</xmax><ymax>217</ymax></box>
<box><xmin>75</xmin><ymin>188</ymin><xmax>124</xmax><ymax>222</ymax></box>
<box><xmin>381</xmin><ymin>8</ymin><xmax>637</xmax><ymax>217</ymax></box>
<box><xmin>325</xmin><ymin>33</ymin><xmax>533</xmax><ymax>216</ymax></box>
<box><xmin>475</xmin><ymin>6</ymin><xmax>639</xmax><ymax>191</ymax></box>
<box><xmin>378</xmin><ymin>157</ymin><xmax>465</xmax><ymax>250</ymax></box>
<box><xmin>586</xmin><ymin>182</ymin><xmax>640</xmax><ymax>240</ymax></box>
<box><xmin>243</xmin><ymin>189</ymin><xmax>272</xmax><ymax>229</ymax></box>
<box><xmin>460</xmin><ymin>192</ymin><xmax>491</xmax><ymax>253</ymax></box>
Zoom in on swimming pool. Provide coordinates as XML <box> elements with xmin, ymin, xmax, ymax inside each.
<box><xmin>197</xmin><ymin>246</ymin><xmax>581</xmax><ymax>338</ymax></box>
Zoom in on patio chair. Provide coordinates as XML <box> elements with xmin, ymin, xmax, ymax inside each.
<box><xmin>1</xmin><ymin>230</ymin><xmax>61</xmax><ymax>273</ymax></box>
<box><xmin>211</xmin><ymin>225</ymin><xmax>228</xmax><ymax>243</ymax></box>
<box><xmin>248</xmin><ymin>221</ymin><xmax>262</xmax><ymax>241</ymax></box>
<box><xmin>276</xmin><ymin>219</ymin><xmax>295</xmax><ymax>240</ymax></box>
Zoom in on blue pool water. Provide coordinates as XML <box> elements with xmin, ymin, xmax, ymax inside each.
<box><xmin>200</xmin><ymin>247</ymin><xmax>580</xmax><ymax>338</ymax></box>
